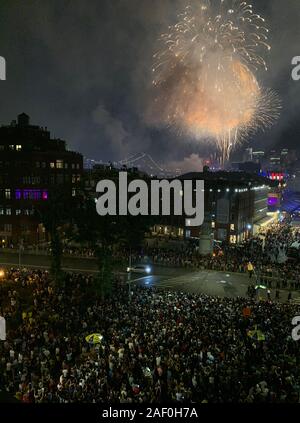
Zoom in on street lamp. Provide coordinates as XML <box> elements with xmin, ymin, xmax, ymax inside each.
<box><xmin>18</xmin><ymin>238</ymin><xmax>24</xmax><ymax>267</ymax></box>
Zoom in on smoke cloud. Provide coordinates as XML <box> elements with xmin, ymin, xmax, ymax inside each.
<box><xmin>0</xmin><ymin>0</ymin><xmax>299</xmax><ymax>164</ymax></box>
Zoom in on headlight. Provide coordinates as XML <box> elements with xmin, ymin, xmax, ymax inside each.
<box><xmin>127</xmin><ymin>267</ymin><xmax>131</xmax><ymax>272</ymax></box>
<box><xmin>145</xmin><ymin>266</ymin><xmax>151</xmax><ymax>273</ymax></box>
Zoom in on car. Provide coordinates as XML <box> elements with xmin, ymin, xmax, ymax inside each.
<box><xmin>126</xmin><ymin>264</ymin><xmax>152</xmax><ymax>274</ymax></box>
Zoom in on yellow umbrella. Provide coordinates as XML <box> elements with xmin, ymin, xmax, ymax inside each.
<box><xmin>247</xmin><ymin>326</ymin><xmax>265</xmax><ymax>342</ymax></box>
<box><xmin>85</xmin><ymin>333</ymin><xmax>103</xmax><ymax>344</ymax></box>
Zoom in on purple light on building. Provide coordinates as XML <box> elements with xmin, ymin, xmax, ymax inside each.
<box><xmin>15</xmin><ymin>189</ymin><xmax>48</xmax><ymax>200</ymax></box>
<box><xmin>268</xmin><ymin>197</ymin><xmax>278</xmax><ymax>206</ymax></box>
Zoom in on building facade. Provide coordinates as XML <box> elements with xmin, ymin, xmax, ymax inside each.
<box><xmin>0</xmin><ymin>113</ymin><xmax>83</xmax><ymax>246</ymax></box>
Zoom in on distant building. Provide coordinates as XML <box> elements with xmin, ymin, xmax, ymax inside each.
<box><xmin>180</xmin><ymin>171</ymin><xmax>278</xmax><ymax>249</ymax></box>
<box><xmin>243</xmin><ymin>148</ymin><xmax>253</xmax><ymax>163</ymax></box>
<box><xmin>252</xmin><ymin>151</ymin><xmax>265</xmax><ymax>164</ymax></box>
<box><xmin>84</xmin><ymin>166</ymin><xmax>278</xmax><ymax>250</ymax></box>
<box><xmin>0</xmin><ymin>113</ymin><xmax>83</xmax><ymax>246</ymax></box>
<box><xmin>231</xmin><ymin>162</ymin><xmax>261</xmax><ymax>174</ymax></box>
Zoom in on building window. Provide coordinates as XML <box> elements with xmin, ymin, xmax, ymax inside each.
<box><xmin>5</xmin><ymin>189</ymin><xmax>11</xmax><ymax>199</ymax></box>
<box><xmin>76</xmin><ymin>163</ymin><xmax>80</xmax><ymax>169</ymax></box>
<box><xmin>72</xmin><ymin>188</ymin><xmax>76</xmax><ymax>197</ymax></box>
<box><xmin>42</xmin><ymin>162</ymin><xmax>46</xmax><ymax>168</ymax></box>
<box><xmin>76</xmin><ymin>174</ymin><xmax>81</xmax><ymax>182</ymax></box>
<box><xmin>9</xmin><ymin>145</ymin><xmax>14</xmax><ymax>150</ymax></box>
<box><xmin>16</xmin><ymin>209</ymin><xmax>21</xmax><ymax>215</ymax></box>
<box><xmin>230</xmin><ymin>235</ymin><xmax>237</xmax><ymax>244</ymax></box>
<box><xmin>50</xmin><ymin>162</ymin><xmax>55</xmax><ymax>169</ymax></box>
<box><xmin>64</xmin><ymin>163</ymin><xmax>68</xmax><ymax>169</ymax></box>
<box><xmin>16</xmin><ymin>145</ymin><xmax>22</xmax><ymax>151</ymax></box>
<box><xmin>6</xmin><ymin>208</ymin><xmax>11</xmax><ymax>215</ymax></box>
<box><xmin>72</xmin><ymin>174</ymin><xmax>76</xmax><ymax>183</ymax></box>
<box><xmin>0</xmin><ymin>207</ymin><xmax>4</xmax><ymax>215</ymax></box>
<box><xmin>0</xmin><ymin>145</ymin><xmax>4</xmax><ymax>151</ymax></box>
<box><xmin>32</xmin><ymin>177</ymin><xmax>40</xmax><ymax>185</ymax></box>
<box><xmin>15</xmin><ymin>189</ymin><xmax>48</xmax><ymax>201</ymax></box>
<box><xmin>212</xmin><ymin>221</ymin><xmax>215</xmax><ymax>229</ymax></box>
<box><xmin>56</xmin><ymin>160</ymin><xmax>64</xmax><ymax>169</ymax></box>
<box><xmin>72</xmin><ymin>163</ymin><xmax>75</xmax><ymax>169</ymax></box>
<box><xmin>36</xmin><ymin>161</ymin><xmax>40</xmax><ymax>168</ymax></box>
<box><xmin>57</xmin><ymin>174</ymin><xmax>64</xmax><ymax>184</ymax></box>
<box><xmin>230</xmin><ymin>224</ymin><xmax>235</xmax><ymax>231</ymax></box>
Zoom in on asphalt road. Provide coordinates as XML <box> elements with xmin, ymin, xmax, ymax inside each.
<box><xmin>1</xmin><ymin>251</ymin><xmax>299</xmax><ymax>303</ymax></box>
<box><xmin>130</xmin><ymin>270</ymin><xmax>300</xmax><ymax>303</ymax></box>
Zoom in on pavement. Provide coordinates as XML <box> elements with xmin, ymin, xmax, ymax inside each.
<box><xmin>130</xmin><ymin>270</ymin><xmax>300</xmax><ymax>303</ymax></box>
<box><xmin>0</xmin><ymin>251</ymin><xmax>299</xmax><ymax>303</ymax></box>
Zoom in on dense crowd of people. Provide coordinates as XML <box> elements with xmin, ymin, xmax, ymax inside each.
<box><xmin>141</xmin><ymin>225</ymin><xmax>300</xmax><ymax>290</ymax></box>
<box><xmin>0</xmin><ymin>267</ymin><xmax>299</xmax><ymax>403</ymax></box>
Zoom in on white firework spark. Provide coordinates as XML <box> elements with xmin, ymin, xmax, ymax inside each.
<box><xmin>152</xmin><ymin>0</ymin><xmax>281</xmax><ymax>165</ymax></box>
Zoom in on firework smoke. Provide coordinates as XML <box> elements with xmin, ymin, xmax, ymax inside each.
<box><xmin>152</xmin><ymin>0</ymin><xmax>281</xmax><ymax>165</ymax></box>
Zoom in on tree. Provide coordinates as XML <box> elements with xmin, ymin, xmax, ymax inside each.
<box><xmin>36</xmin><ymin>186</ymin><xmax>77</xmax><ymax>284</ymax></box>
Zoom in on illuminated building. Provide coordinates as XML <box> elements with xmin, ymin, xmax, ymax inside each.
<box><xmin>0</xmin><ymin>113</ymin><xmax>83</xmax><ymax>246</ymax></box>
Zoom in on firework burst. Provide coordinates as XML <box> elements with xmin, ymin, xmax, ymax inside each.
<box><xmin>152</xmin><ymin>0</ymin><xmax>281</xmax><ymax>165</ymax></box>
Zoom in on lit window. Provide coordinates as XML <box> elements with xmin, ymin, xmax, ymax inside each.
<box><xmin>0</xmin><ymin>208</ymin><xmax>4</xmax><ymax>215</ymax></box>
<box><xmin>212</xmin><ymin>221</ymin><xmax>215</xmax><ymax>228</ymax></box>
<box><xmin>16</xmin><ymin>209</ymin><xmax>21</xmax><ymax>215</ymax></box>
<box><xmin>72</xmin><ymin>188</ymin><xmax>76</xmax><ymax>197</ymax></box>
<box><xmin>230</xmin><ymin>224</ymin><xmax>235</xmax><ymax>231</ymax></box>
<box><xmin>72</xmin><ymin>175</ymin><xmax>76</xmax><ymax>183</ymax></box>
<box><xmin>5</xmin><ymin>189</ymin><xmax>11</xmax><ymax>199</ymax></box>
<box><xmin>9</xmin><ymin>145</ymin><xmax>14</xmax><ymax>150</ymax></box>
<box><xmin>50</xmin><ymin>162</ymin><xmax>55</xmax><ymax>168</ymax></box>
<box><xmin>6</xmin><ymin>208</ymin><xmax>11</xmax><ymax>215</ymax></box>
<box><xmin>56</xmin><ymin>160</ymin><xmax>63</xmax><ymax>169</ymax></box>
<box><xmin>64</xmin><ymin>163</ymin><xmax>68</xmax><ymax>169</ymax></box>
<box><xmin>16</xmin><ymin>145</ymin><xmax>22</xmax><ymax>151</ymax></box>
<box><xmin>72</xmin><ymin>164</ymin><xmax>75</xmax><ymax>169</ymax></box>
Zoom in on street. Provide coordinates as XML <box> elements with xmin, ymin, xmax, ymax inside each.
<box><xmin>1</xmin><ymin>251</ymin><xmax>299</xmax><ymax>303</ymax></box>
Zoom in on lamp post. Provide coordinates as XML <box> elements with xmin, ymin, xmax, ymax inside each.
<box><xmin>18</xmin><ymin>238</ymin><xmax>24</xmax><ymax>267</ymax></box>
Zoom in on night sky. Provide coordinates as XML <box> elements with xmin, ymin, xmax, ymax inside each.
<box><xmin>0</xmin><ymin>0</ymin><xmax>300</xmax><ymax>169</ymax></box>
